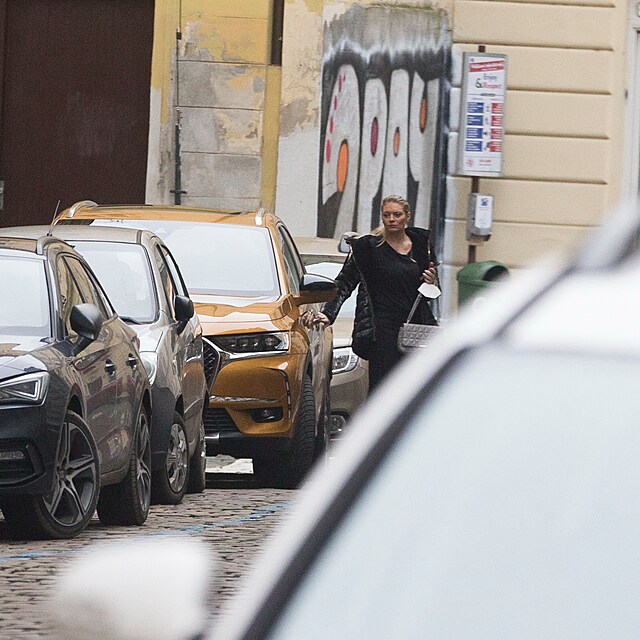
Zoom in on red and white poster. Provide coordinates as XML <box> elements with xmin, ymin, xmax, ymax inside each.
<box><xmin>457</xmin><ymin>53</ymin><xmax>507</xmax><ymax>177</ymax></box>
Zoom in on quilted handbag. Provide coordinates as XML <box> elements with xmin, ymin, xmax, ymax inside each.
<box><xmin>397</xmin><ymin>294</ymin><xmax>441</xmax><ymax>352</ymax></box>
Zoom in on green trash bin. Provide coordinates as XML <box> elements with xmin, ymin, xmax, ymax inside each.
<box><xmin>456</xmin><ymin>260</ymin><xmax>509</xmax><ymax>308</ymax></box>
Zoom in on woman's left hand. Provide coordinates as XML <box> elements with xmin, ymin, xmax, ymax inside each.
<box><xmin>422</xmin><ymin>263</ymin><xmax>437</xmax><ymax>285</ymax></box>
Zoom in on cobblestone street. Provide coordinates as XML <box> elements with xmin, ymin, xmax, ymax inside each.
<box><xmin>0</xmin><ymin>460</ymin><xmax>298</xmax><ymax>639</ymax></box>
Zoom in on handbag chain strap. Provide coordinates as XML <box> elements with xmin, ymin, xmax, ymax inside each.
<box><xmin>406</xmin><ymin>294</ymin><xmax>423</xmax><ymax>323</ymax></box>
<box><xmin>405</xmin><ymin>236</ymin><xmax>436</xmax><ymax>323</ymax></box>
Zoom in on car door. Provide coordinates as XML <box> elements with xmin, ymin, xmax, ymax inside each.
<box><xmin>64</xmin><ymin>255</ymin><xmax>143</xmax><ymax>473</ymax></box>
<box><xmin>152</xmin><ymin>242</ymin><xmax>205</xmax><ymax>440</ymax></box>
<box><xmin>56</xmin><ymin>255</ymin><xmax>119</xmax><ymax>471</ymax></box>
<box><xmin>277</xmin><ymin>226</ymin><xmax>329</xmax><ymax>411</ymax></box>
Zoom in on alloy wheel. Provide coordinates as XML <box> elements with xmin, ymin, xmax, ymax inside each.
<box><xmin>43</xmin><ymin>418</ymin><xmax>99</xmax><ymax>527</ymax></box>
<box><xmin>135</xmin><ymin>411</ymin><xmax>152</xmax><ymax>515</ymax></box>
<box><xmin>166</xmin><ymin>421</ymin><xmax>188</xmax><ymax>493</ymax></box>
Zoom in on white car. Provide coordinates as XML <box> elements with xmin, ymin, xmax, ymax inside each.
<box><xmin>50</xmin><ymin>202</ymin><xmax>640</xmax><ymax>640</ymax></box>
<box><xmin>294</xmin><ymin>236</ymin><xmax>368</xmax><ymax>436</ymax></box>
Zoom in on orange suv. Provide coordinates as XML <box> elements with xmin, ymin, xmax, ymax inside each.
<box><xmin>55</xmin><ymin>202</ymin><xmax>336</xmax><ymax>488</ymax></box>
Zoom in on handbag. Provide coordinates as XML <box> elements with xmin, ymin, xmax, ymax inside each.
<box><xmin>397</xmin><ymin>294</ymin><xmax>441</xmax><ymax>352</ymax></box>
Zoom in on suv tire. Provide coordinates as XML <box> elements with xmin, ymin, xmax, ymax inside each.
<box><xmin>151</xmin><ymin>412</ymin><xmax>190</xmax><ymax>505</ymax></box>
<box><xmin>254</xmin><ymin>374</ymin><xmax>316</xmax><ymax>489</ymax></box>
<box><xmin>97</xmin><ymin>403</ymin><xmax>151</xmax><ymax>525</ymax></box>
<box><xmin>187</xmin><ymin>420</ymin><xmax>207</xmax><ymax>493</ymax></box>
<box><xmin>1</xmin><ymin>410</ymin><xmax>100</xmax><ymax>540</ymax></box>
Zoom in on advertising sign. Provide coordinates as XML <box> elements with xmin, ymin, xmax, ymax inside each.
<box><xmin>457</xmin><ymin>53</ymin><xmax>507</xmax><ymax>177</ymax></box>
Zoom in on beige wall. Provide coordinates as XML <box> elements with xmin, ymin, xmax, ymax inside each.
<box><xmin>438</xmin><ymin>0</ymin><xmax>626</xmax><ymax>313</ymax></box>
<box><xmin>148</xmin><ymin>0</ymin><xmax>629</xmax><ymax>314</ymax></box>
<box><xmin>446</xmin><ymin>0</ymin><xmax>625</xmax><ymax>265</ymax></box>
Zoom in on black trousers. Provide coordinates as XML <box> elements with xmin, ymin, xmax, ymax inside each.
<box><xmin>367</xmin><ymin>319</ymin><xmax>405</xmax><ymax>392</ymax></box>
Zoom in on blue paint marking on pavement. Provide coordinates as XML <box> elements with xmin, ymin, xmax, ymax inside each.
<box><xmin>0</xmin><ymin>500</ymin><xmax>298</xmax><ymax>564</ymax></box>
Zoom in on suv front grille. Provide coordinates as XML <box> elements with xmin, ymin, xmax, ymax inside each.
<box><xmin>202</xmin><ymin>338</ymin><xmax>220</xmax><ymax>388</ymax></box>
<box><xmin>204</xmin><ymin>408</ymin><xmax>238</xmax><ymax>435</ymax></box>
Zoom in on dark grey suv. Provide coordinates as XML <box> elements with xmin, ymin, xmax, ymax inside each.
<box><xmin>1</xmin><ymin>226</ymin><xmax>208</xmax><ymax>505</ymax></box>
<box><xmin>0</xmin><ymin>235</ymin><xmax>151</xmax><ymax>539</ymax></box>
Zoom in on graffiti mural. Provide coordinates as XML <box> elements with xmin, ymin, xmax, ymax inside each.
<box><xmin>319</xmin><ymin>6</ymin><xmax>450</xmax><ymax>239</ymax></box>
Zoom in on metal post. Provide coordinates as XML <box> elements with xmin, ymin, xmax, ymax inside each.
<box><xmin>171</xmin><ymin>15</ymin><xmax>186</xmax><ymax>205</ymax></box>
<box><xmin>173</xmin><ymin>109</ymin><xmax>183</xmax><ymax>205</ymax></box>
<box><xmin>467</xmin><ymin>44</ymin><xmax>485</xmax><ymax>264</ymax></box>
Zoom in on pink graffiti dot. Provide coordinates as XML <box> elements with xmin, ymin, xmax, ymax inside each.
<box><xmin>370</xmin><ymin>117</ymin><xmax>379</xmax><ymax>156</ymax></box>
<box><xmin>329</xmin><ymin>117</ymin><xmax>334</xmax><ymax>134</ymax></box>
<box><xmin>325</xmin><ymin>139</ymin><xmax>331</xmax><ymax>163</ymax></box>
<box><xmin>334</xmin><ymin>96</ymin><xmax>338</xmax><ymax>110</ymax></box>
<box><xmin>338</xmin><ymin>76</ymin><xmax>343</xmax><ymax>92</ymax></box>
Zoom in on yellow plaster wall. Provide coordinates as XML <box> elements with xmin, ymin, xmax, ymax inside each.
<box><xmin>148</xmin><ymin>0</ymin><xmax>281</xmax><ymax>208</ymax></box>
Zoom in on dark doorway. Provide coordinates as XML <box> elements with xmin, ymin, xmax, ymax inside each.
<box><xmin>0</xmin><ymin>0</ymin><xmax>154</xmax><ymax>227</ymax></box>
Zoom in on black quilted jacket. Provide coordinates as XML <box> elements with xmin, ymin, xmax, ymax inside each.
<box><xmin>321</xmin><ymin>226</ymin><xmax>436</xmax><ymax>360</ymax></box>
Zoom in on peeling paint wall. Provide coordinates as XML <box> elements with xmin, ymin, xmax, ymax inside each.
<box><xmin>318</xmin><ymin>5</ymin><xmax>450</xmax><ymax>240</ymax></box>
<box><xmin>147</xmin><ymin>0</ymin><xmax>278</xmax><ymax>211</ymax></box>
<box><xmin>275</xmin><ymin>0</ymin><xmax>450</xmax><ymax>241</ymax></box>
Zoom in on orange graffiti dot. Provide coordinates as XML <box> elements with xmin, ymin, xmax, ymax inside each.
<box><xmin>420</xmin><ymin>97</ymin><xmax>428</xmax><ymax>132</ymax></box>
<box><xmin>337</xmin><ymin>141</ymin><xmax>349</xmax><ymax>193</ymax></box>
<box><xmin>393</xmin><ymin>127</ymin><xmax>400</xmax><ymax>157</ymax></box>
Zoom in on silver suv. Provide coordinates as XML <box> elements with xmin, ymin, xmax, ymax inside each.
<box><xmin>1</xmin><ymin>225</ymin><xmax>208</xmax><ymax>505</ymax></box>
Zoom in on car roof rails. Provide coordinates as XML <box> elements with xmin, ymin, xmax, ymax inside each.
<box><xmin>35</xmin><ymin>234</ymin><xmax>64</xmax><ymax>255</ymax></box>
<box><xmin>255</xmin><ymin>207</ymin><xmax>269</xmax><ymax>226</ymax></box>
<box><xmin>65</xmin><ymin>200</ymin><xmax>98</xmax><ymax>219</ymax></box>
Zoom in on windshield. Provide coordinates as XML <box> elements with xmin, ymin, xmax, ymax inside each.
<box><xmin>0</xmin><ymin>256</ymin><xmax>50</xmax><ymax>337</ymax></box>
<box><xmin>264</xmin><ymin>346</ymin><xmax>640</xmax><ymax>639</ymax></box>
<box><xmin>72</xmin><ymin>241</ymin><xmax>157</xmax><ymax>323</ymax></box>
<box><xmin>82</xmin><ymin>220</ymin><xmax>280</xmax><ymax>297</ymax></box>
<box><xmin>301</xmin><ymin>256</ymin><xmax>355</xmax><ymax>317</ymax></box>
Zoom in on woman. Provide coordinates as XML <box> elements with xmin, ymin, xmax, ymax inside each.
<box><xmin>306</xmin><ymin>194</ymin><xmax>439</xmax><ymax>391</ymax></box>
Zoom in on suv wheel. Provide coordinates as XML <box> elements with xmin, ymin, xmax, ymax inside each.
<box><xmin>97</xmin><ymin>403</ymin><xmax>151</xmax><ymax>525</ymax></box>
<box><xmin>151</xmin><ymin>412</ymin><xmax>190</xmax><ymax>505</ymax></box>
<box><xmin>254</xmin><ymin>374</ymin><xmax>316</xmax><ymax>489</ymax></box>
<box><xmin>1</xmin><ymin>411</ymin><xmax>100</xmax><ymax>540</ymax></box>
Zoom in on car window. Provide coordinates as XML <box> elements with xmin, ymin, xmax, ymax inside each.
<box><xmin>62</xmin><ymin>255</ymin><xmax>111</xmax><ymax>320</ymax></box>
<box><xmin>278</xmin><ymin>228</ymin><xmax>304</xmax><ymax>295</ymax></box>
<box><xmin>72</xmin><ymin>241</ymin><xmax>157</xmax><ymax>324</ymax></box>
<box><xmin>152</xmin><ymin>245</ymin><xmax>177</xmax><ymax>314</ymax></box>
<box><xmin>0</xmin><ymin>256</ymin><xmax>51</xmax><ymax>337</ymax></box>
<box><xmin>56</xmin><ymin>258</ymin><xmax>85</xmax><ymax>337</ymax></box>
<box><xmin>83</xmin><ymin>220</ymin><xmax>280</xmax><ymax>297</ymax></box>
<box><xmin>301</xmin><ymin>257</ymin><xmax>356</xmax><ymax>318</ymax></box>
<box><xmin>263</xmin><ymin>346</ymin><xmax>640</xmax><ymax>639</ymax></box>
<box><xmin>160</xmin><ymin>245</ymin><xmax>189</xmax><ymax>298</ymax></box>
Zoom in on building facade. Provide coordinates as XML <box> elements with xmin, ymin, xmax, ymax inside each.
<box><xmin>147</xmin><ymin>0</ymin><xmax>631</xmax><ymax>315</ymax></box>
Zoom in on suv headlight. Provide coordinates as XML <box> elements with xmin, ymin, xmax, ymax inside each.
<box><xmin>212</xmin><ymin>331</ymin><xmax>289</xmax><ymax>354</ymax></box>
<box><xmin>0</xmin><ymin>371</ymin><xmax>49</xmax><ymax>404</ymax></box>
<box><xmin>332</xmin><ymin>347</ymin><xmax>358</xmax><ymax>374</ymax></box>
<box><xmin>140</xmin><ymin>352</ymin><xmax>158</xmax><ymax>386</ymax></box>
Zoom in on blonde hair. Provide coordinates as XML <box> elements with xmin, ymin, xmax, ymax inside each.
<box><xmin>372</xmin><ymin>194</ymin><xmax>411</xmax><ymax>242</ymax></box>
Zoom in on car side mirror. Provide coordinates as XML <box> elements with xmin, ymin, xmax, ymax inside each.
<box><xmin>338</xmin><ymin>231</ymin><xmax>358</xmax><ymax>254</ymax></box>
<box><xmin>70</xmin><ymin>303</ymin><xmax>104</xmax><ymax>350</ymax></box>
<box><xmin>49</xmin><ymin>537</ymin><xmax>212</xmax><ymax>640</ymax></box>
<box><xmin>174</xmin><ymin>295</ymin><xmax>195</xmax><ymax>323</ymax></box>
<box><xmin>295</xmin><ymin>273</ymin><xmax>337</xmax><ymax>305</ymax></box>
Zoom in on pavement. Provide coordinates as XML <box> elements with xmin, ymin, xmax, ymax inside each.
<box><xmin>0</xmin><ymin>456</ymin><xmax>298</xmax><ymax>639</ymax></box>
